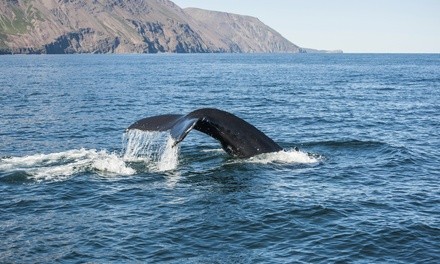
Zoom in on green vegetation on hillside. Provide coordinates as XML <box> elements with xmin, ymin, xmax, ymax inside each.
<box><xmin>0</xmin><ymin>32</ymin><xmax>8</xmax><ymax>49</ymax></box>
<box><xmin>0</xmin><ymin>5</ymin><xmax>45</xmax><ymax>35</ymax></box>
<box><xmin>0</xmin><ymin>7</ymin><xmax>30</xmax><ymax>34</ymax></box>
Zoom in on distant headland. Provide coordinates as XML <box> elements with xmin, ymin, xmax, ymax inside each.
<box><xmin>0</xmin><ymin>0</ymin><xmax>342</xmax><ymax>54</ymax></box>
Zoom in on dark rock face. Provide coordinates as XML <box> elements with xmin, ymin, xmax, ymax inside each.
<box><xmin>130</xmin><ymin>20</ymin><xmax>210</xmax><ymax>53</ymax></box>
<box><xmin>44</xmin><ymin>28</ymin><xmax>121</xmax><ymax>54</ymax></box>
<box><xmin>0</xmin><ymin>0</ymin><xmax>307</xmax><ymax>54</ymax></box>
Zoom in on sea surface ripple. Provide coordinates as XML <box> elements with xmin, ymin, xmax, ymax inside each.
<box><xmin>1</xmin><ymin>54</ymin><xmax>439</xmax><ymax>263</ymax></box>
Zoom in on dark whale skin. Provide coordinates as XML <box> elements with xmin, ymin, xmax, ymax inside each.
<box><xmin>127</xmin><ymin>108</ymin><xmax>282</xmax><ymax>158</ymax></box>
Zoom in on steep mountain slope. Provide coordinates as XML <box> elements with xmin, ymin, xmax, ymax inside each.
<box><xmin>0</xmin><ymin>0</ymin><xmax>305</xmax><ymax>54</ymax></box>
<box><xmin>184</xmin><ymin>8</ymin><xmax>302</xmax><ymax>53</ymax></box>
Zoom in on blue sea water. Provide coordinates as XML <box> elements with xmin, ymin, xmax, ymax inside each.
<box><xmin>0</xmin><ymin>53</ymin><xmax>439</xmax><ymax>263</ymax></box>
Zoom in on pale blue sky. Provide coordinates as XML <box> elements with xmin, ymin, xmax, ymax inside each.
<box><xmin>172</xmin><ymin>0</ymin><xmax>440</xmax><ymax>53</ymax></box>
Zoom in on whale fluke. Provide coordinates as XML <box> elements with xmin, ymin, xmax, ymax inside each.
<box><xmin>127</xmin><ymin>108</ymin><xmax>282</xmax><ymax>158</ymax></box>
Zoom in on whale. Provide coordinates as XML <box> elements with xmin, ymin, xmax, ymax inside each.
<box><xmin>127</xmin><ymin>108</ymin><xmax>283</xmax><ymax>158</ymax></box>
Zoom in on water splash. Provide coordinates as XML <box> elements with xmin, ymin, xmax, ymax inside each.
<box><xmin>1</xmin><ymin>132</ymin><xmax>318</xmax><ymax>182</ymax></box>
<box><xmin>0</xmin><ymin>131</ymin><xmax>181</xmax><ymax>182</ymax></box>
<box><xmin>122</xmin><ymin>130</ymin><xmax>180</xmax><ymax>172</ymax></box>
<box><xmin>157</xmin><ymin>136</ymin><xmax>180</xmax><ymax>171</ymax></box>
<box><xmin>247</xmin><ymin>148</ymin><xmax>321</xmax><ymax>164</ymax></box>
<box><xmin>0</xmin><ymin>149</ymin><xmax>136</xmax><ymax>181</ymax></box>
<box><xmin>122</xmin><ymin>130</ymin><xmax>164</xmax><ymax>161</ymax></box>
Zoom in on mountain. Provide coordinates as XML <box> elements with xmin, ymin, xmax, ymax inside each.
<box><xmin>184</xmin><ymin>8</ymin><xmax>301</xmax><ymax>53</ymax></box>
<box><xmin>0</xmin><ymin>0</ymin><xmax>329</xmax><ymax>54</ymax></box>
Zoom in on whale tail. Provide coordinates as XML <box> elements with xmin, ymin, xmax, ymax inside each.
<box><xmin>127</xmin><ymin>108</ymin><xmax>282</xmax><ymax>158</ymax></box>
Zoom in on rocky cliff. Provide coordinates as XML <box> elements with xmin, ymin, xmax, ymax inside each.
<box><xmin>0</xmin><ymin>0</ymin><xmax>311</xmax><ymax>54</ymax></box>
<box><xmin>184</xmin><ymin>8</ymin><xmax>301</xmax><ymax>53</ymax></box>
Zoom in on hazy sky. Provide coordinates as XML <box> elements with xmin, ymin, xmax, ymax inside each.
<box><xmin>172</xmin><ymin>0</ymin><xmax>440</xmax><ymax>53</ymax></box>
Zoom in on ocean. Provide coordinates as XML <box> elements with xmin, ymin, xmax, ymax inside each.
<box><xmin>1</xmin><ymin>53</ymin><xmax>439</xmax><ymax>263</ymax></box>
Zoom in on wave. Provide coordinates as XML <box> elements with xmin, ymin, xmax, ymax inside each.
<box><xmin>0</xmin><ymin>131</ymin><xmax>180</xmax><ymax>182</ymax></box>
<box><xmin>247</xmin><ymin>148</ymin><xmax>321</xmax><ymax>165</ymax></box>
<box><xmin>1</xmin><ymin>131</ymin><xmax>321</xmax><ymax>182</ymax></box>
<box><xmin>304</xmin><ymin>139</ymin><xmax>387</xmax><ymax>149</ymax></box>
<box><xmin>0</xmin><ymin>148</ymin><xmax>135</xmax><ymax>182</ymax></box>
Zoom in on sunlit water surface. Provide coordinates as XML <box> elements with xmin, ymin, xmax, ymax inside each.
<box><xmin>1</xmin><ymin>54</ymin><xmax>439</xmax><ymax>263</ymax></box>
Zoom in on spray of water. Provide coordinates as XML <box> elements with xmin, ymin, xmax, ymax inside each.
<box><xmin>0</xmin><ymin>131</ymin><xmax>181</xmax><ymax>181</ymax></box>
<box><xmin>247</xmin><ymin>149</ymin><xmax>321</xmax><ymax>164</ymax></box>
<box><xmin>122</xmin><ymin>130</ymin><xmax>180</xmax><ymax>172</ymax></box>
<box><xmin>1</xmin><ymin>130</ymin><xmax>320</xmax><ymax>182</ymax></box>
<box><xmin>0</xmin><ymin>149</ymin><xmax>136</xmax><ymax>181</ymax></box>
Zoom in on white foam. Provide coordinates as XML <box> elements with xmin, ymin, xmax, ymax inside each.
<box><xmin>0</xmin><ymin>149</ymin><xmax>90</xmax><ymax>170</ymax></box>
<box><xmin>200</xmin><ymin>148</ymin><xmax>224</xmax><ymax>153</ymax></box>
<box><xmin>91</xmin><ymin>151</ymin><xmax>136</xmax><ymax>176</ymax></box>
<box><xmin>1</xmin><ymin>133</ymin><xmax>319</xmax><ymax>181</ymax></box>
<box><xmin>0</xmin><ymin>130</ymin><xmax>181</xmax><ymax>181</ymax></box>
<box><xmin>247</xmin><ymin>148</ymin><xmax>320</xmax><ymax>165</ymax></box>
<box><xmin>0</xmin><ymin>148</ymin><xmax>136</xmax><ymax>181</ymax></box>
